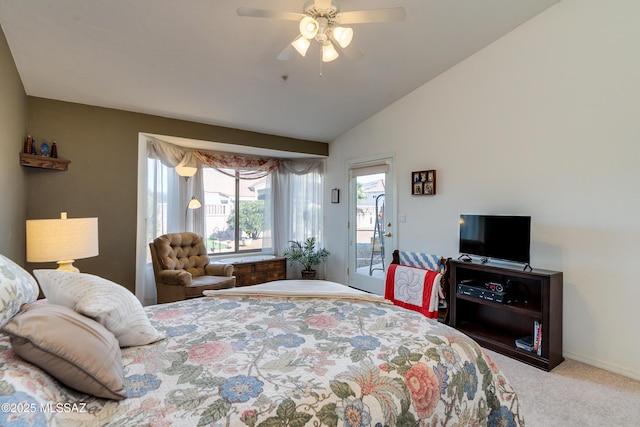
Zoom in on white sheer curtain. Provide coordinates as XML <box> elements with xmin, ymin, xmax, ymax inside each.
<box><xmin>273</xmin><ymin>159</ymin><xmax>325</xmax><ymax>278</ymax></box>
<box><xmin>136</xmin><ymin>138</ymin><xmax>204</xmax><ymax>305</ymax></box>
<box><xmin>261</xmin><ymin>174</ymin><xmax>273</xmax><ymax>253</ymax></box>
<box><xmin>139</xmin><ymin>157</ymin><xmax>181</xmax><ymax>305</ymax></box>
<box><xmin>146</xmin><ymin>138</ymin><xmax>205</xmax><ymax>235</ymax></box>
<box><xmin>185</xmin><ymin>167</ymin><xmax>205</xmax><ymax>237</ymax></box>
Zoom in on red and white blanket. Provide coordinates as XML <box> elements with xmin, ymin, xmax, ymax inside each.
<box><xmin>385</xmin><ymin>264</ymin><xmax>443</xmax><ymax>319</ymax></box>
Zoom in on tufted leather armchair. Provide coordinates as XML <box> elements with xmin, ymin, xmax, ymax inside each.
<box><xmin>149</xmin><ymin>232</ymin><xmax>236</xmax><ymax>304</ymax></box>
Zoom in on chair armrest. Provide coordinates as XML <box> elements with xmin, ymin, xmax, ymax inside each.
<box><xmin>205</xmin><ymin>263</ymin><xmax>234</xmax><ymax>277</ymax></box>
<box><xmin>158</xmin><ymin>270</ymin><xmax>192</xmax><ymax>286</ymax></box>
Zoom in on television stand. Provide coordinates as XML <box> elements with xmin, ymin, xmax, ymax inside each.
<box><xmin>449</xmin><ymin>260</ymin><xmax>563</xmax><ymax>371</ymax></box>
<box><xmin>457</xmin><ymin>254</ymin><xmax>472</xmax><ymax>262</ymax></box>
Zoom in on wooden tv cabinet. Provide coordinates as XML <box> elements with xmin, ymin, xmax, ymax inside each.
<box><xmin>449</xmin><ymin>260</ymin><xmax>563</xmax><ymax>371</ymax></box>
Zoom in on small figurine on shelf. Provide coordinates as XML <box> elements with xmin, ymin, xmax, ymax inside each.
<box><xmin>24</xmin><ymin>134</ymin><xmax>32</xmax><ymax>154</ymax></box>
<box><xmin>51</xmin><ymin>140</ymin><xmax>58</xmax><ymax>158</ymax></box>
<box><xmin>41</xmin><ymin>141</ymin><xmax>50</xmax><ymax>157</ymax></box>
<box><xmin>30</xmin><ymin>139</ymin><xmax>37</xmax><ymax>155</ymax></box>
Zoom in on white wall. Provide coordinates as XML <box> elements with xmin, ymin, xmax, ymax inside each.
<box><xmin>325</xmin><ymin>0</ymin><xmax>640</xmax><ymax>379</ymax></box>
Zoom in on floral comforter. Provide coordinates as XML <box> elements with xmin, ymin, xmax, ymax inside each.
<box><xmin>1</xmin><ymin>289</ymin><xmax>523</xmax><ymax>426</ymax></box>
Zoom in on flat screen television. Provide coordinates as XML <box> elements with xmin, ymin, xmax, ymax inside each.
<box><xmin>459</xmin><ymin>214</ymin><xmax>531</xmax><ymax>264</ymax></box>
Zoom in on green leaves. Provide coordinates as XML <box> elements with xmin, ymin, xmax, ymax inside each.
<box><xmin>197</xmin><ymin>399</ymin><xmax>232</xmax><ymax>426</ymax></box>
<box><xmin>282</xmin><ymin>237</ymin><xmax>330</xmax><ymax>271</ymax></box>
<box><xmin>350</xmin><ymin>347</ymin><xmax>367</xmax><ymax>362</ymax></box>
<box><xmin>388</xmin><ymin>345</ymin><xmax>424</xmax><ymax>375</ymax></box>
<box><xmin>167</xmin><ymin>387</ymin><xmax>209</xmax><ymax>410</ymax></box>
<box><xmin>227</xmin><ymin>200</ymin><xmax>265</xmax><ymax>239</ymax></box>
<box><xmin>0</xmin><ymin>379</ymin><xmax>15</xmax><ymax>395</ymax></box>
<box><xmin>317</xmin><ymin>403</ymin><xmax>338</xmax><ymax>427</ymax></box>
<box><xmin>330</xmin><ymin>380</ymin><xmax>356</xmax><ymax>399</ymax></box>
<box><xmin>258</xmin><ymin>398</ymin><xmax>312</xmax><ymax>427</ymax></box>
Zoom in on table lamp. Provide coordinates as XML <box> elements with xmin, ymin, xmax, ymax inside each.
<box><xmin>26</xmin><ymin>212</ymin><xmax>99</xmax><ymax>272</ymax></box>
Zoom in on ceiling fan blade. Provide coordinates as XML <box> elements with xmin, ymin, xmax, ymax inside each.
<box><xmin>277</xmin><ymin>44</ymin><xmax>296</xmax><ymax>61</ymax></box>
<box><xmin>328</xmin><ymin>32</ymin><xmax>364</xmax><ymax>61</ymax></box>
<box><xmin>236</xmin><ymin>7</ymin><xmax>304</xmax><ymax>21</ymax></box>
<box><xmin>337</xmin><ymin>42</ymin><xmax>364</xmax><ymax>61</ymax></box>
<box><xmin>338</xmin><ymin>43</ymin><xmax>364</xmax><ymax>61</ymax></box>
<box><xmin>336</xmin><ymin>7</ymin><xmax>406</xmax><ymax>24</ymax></box>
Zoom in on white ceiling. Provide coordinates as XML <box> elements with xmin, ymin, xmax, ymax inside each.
<box><xmin>0</xmin><ymin>0</ymin><xmax>559</xmax><ymax>143</ymax></box>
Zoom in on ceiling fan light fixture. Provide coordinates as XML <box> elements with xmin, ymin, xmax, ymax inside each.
<box><xmin>291</xmin><ymin>35</ymin><xmax>311</xmax><ymax>57</ymax></box>
<box><xmin>299</xmin><ymin>16</ymin><xmax>319</xmax><ymax>39</ymax></box>
<box><xmin>332</xmin><ymin>27</ymin><xmax>353</xmax><ymax>48</ymax></box>
<box><xmin>322</xmin><ymin>41</ymin><xmax>339</xmax><ymax>62</ymax></box>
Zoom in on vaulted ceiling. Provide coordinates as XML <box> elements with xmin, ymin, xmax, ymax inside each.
<box><xmin>0</xmin><ymin>0</ymin><xmax>560</xmax><ymax>143</ymax></box>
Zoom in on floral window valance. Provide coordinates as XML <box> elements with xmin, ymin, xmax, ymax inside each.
<box><xmin>195</xmin><ymin>151</ymin><xmax>280</xmax><ymax>180</ymax></box>
<box><xmin>147</xmin><ymin>137</ymin><xmax>322</xmax><ymax>179</ymax></box>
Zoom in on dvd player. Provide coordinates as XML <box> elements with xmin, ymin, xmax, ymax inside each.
<box><xmin>457</xmin><ymin>283</ymin><xmax>512</xmax><ymax>304</ymax></box>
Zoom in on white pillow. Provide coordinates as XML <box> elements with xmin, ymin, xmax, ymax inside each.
<box><xmin>0</xmin><ymin>254</ymin><xmax>40</xmax><ymax>328</ymax></box>
<box><xmin>34</xmin><ymin>270</ymin><xmax>164</xmax><ymax>347</ymax></box>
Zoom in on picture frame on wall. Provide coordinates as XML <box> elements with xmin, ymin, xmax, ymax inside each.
<box><xmin>411</xmin><ymin>169</ymin><xmax>437</xmax><ymax>195</ymax></box>
<box><xmin>413</xmin><ymin>182</ymin><xmax>423</xmax><ymax>195</ymax></box>
<box><xmin>331</xmin><ymin>188</ymin><xmax>340</xmax><ymax>203</ymax></box>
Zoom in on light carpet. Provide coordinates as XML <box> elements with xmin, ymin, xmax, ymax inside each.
<box><xmin>485</xmin><ymin>350</ymin><xmax>640</xmax><ymax>426</ymax></box>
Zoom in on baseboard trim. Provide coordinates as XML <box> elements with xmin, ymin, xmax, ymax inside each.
<box><xmin>563</xmin><ymin>350</ymin><xmax>640</xmax><ymax>381</ymax></box>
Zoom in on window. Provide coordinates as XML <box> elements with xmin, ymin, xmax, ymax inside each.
<box><xmin>203</xmin><ymin>168</ymin><xmax>272</xmax><ymax>255</ymax></box>
<box><xmin>137</xmin><ymin>135</ymin><xmax>326</xmax><ymax>304</ymax></box>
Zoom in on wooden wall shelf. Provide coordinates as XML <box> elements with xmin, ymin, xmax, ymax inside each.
<box><xmin>19</xmin><ymin>153</ymin><xmax>70</xmax><ymax>171</ymax></box>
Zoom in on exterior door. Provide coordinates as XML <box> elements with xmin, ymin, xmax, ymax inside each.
<box><xmin>347</xmin><ymin>157</ymin><xmax>395</xmax><ymax>295</ymax></box>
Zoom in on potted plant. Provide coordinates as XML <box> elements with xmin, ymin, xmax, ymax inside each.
<box><xmin>282</xmin><ymin>237</ymin><xmax>330</xmax><ymax>279</ymax></box>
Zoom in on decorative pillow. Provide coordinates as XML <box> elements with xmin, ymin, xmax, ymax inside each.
<box><xmin>1</xmin><ymin>303</ymin><xmax>125</xmax><ymax>400</ymax></box>
<box><xmin>0</xmin><ymin>254</ymin><xmax>40</xmax><ymax>328</ymax></box>
<box><xmin>34</xmin><ymin>270</ymin><xmax>164</xmax><ymax>347</ymax></box>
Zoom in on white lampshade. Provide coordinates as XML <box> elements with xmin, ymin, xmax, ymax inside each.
<box><xmin>322</xmin><ymin>41</ymin><xmax>339</xmax><ymax>62</ymax></box>
<box><xmin>291</xmin><ymin>35</ymin><xmax>311</xmax><ymax>57</ymax></box>
<box><xmin>187</xmin><ymin>197</ymin><xmax>202</xmax><ymax>210</ymax></box>
<box><xmin>299</xmin><ymin>16</ymin><xmax>319</xmax><ymax>39</ymax></box>
<box><xmin>332</xmin><ymin>27</ymin><xmax>353</xmax><ymax>48</ymax></box>
<box><xmin>26</xmin><ymin>213</ymin><xmax>99</xmax><ymax>272</ymax></box>
<box><xmin>175</xmin><ymin>165</ymin><xmax>197</xmax><ymax>177</ymax></box>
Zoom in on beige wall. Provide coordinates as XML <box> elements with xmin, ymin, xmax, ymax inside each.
<box><xmin>23</xmin><ymin>98</ymin><xmax>327</xmax><ymax>290</ymax></box>
<box><xmin>326</xmin><ymin>0</ymin><xmax>640</xmax><ymax>379</ymax></box>
<box><xmin>0</xmin><ymin>24</ymin><xmax>27</xmax><ymax>262</ymax></box>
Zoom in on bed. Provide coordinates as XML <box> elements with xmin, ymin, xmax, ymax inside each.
<box><xmin>0</xmin><ymin>254</ymin><xmax>524</xmax><ymax>427</ymax></box>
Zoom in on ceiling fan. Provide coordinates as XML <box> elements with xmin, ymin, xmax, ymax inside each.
<box><xmin>237</xmin><ymin>0</ymin><xmax>406</xmax><ymax>62</ymax></box>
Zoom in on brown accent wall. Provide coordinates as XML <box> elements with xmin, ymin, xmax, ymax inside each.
<box><xmin>25</xmin><ymin>97</ymin><xmax>328</xmax><ymax>291</ymax></box>
<box><xmin>0</xmin><ymin>25</ymin><xmax>27</xmax><ymax>263</ymax></box>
